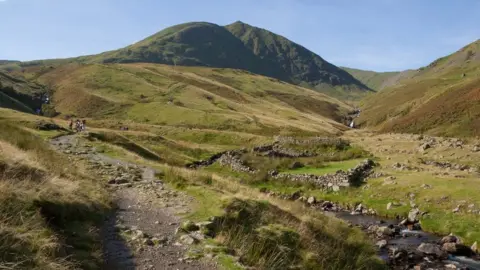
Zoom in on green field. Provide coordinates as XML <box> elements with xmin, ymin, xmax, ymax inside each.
<box><xmin>283</xmin><ymin>159</ymin><xmax>365</xmax><ymax>175</ymax></box>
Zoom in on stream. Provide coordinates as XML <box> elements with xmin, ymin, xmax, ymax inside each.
<box><xmin>325</xmin><ymin>210</ymin><xmax>480</xmax><ymax>269</ymax></box>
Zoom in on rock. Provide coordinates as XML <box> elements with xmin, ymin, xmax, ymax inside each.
<box><xmin>151</xmin><ymin>236</ymin><xmax>168</xmax><ymax>245</ymax></box>
<box><xmin>387</xmin><ymin>202</ymin><xmax>393</xmax><ymax>210</ymax></box>
<box><xmin>419</xmin><ymin>143</ymin><xmax>431</xmax><ymax>152</ymax></box>
<box><xmin>389</xmin><ymin>247</ymin><xmax>408</xmax><ymax>260</ymax></box>
<box><xmin>355</xmin><ymin>203</ymin><xmax>363</xmax><ymax>212</ymax></box>
<box><xmin>473</xmin><ymin>146</ymin><xmax>480</xmax><ymax>152</ymax></box>
<box><xmin>377</xmin><ymin>226</ymin><xmax>394</xmax><ymax>237</ymax></box>
<box><xmin>453</xmin><ymin>206</ymin><xmax>460</xmax><ymax>213</ymax></box>
<box><xmin>332</xmin><ymin>185</ymin><xmax>340</xmax><ymax>192</ymax></box>
<box><xmin>179</xmin><ymin>234</ymin><xmax>198</xmax><ymax>245</ymax></box>
<box><xmin>442</xmin><ymin>243</ymin><xmax>475</xmax><ymax>257</ymax></box>
<box><xmin>472</xmin><ymin>241</ymin><xmax>478</xmax><ymax>253</ymax></box>
<box><xmin>376</xmin><ymin>239</ymin><xmax>388</xmax><ymax>249</ymax></box>
<box><xmin>441</xmin><ymin>234</ymin><xmax>461</xmax><ymax>244</ymax></box>
<box><xmin>417</xmin><ymin>243</ymin><xmax>446</xmax><ymax>258</ymax></box>
<box><xmin>307</xmin><ymin>196</ymin><xmax>316</xmax><ymax>205</ymax></box>
<box><xmin>445</xmin><ymin>264</ymin><xmax>457</xmax><ymax>269</ymax></box>
<box><xmin>421</xmin><ymin>184</ymin><xmax>432</xmax><ymax>189</ymax></box>
<box><xmin>181</xmin><ymin>220</ymin><xmax>200</xmax><ymax>232</ymax></box>
<box><xmin>143</xmin><ymin>238</ymin><xmax>154</xmax><ymax>246</ymax></box>
<box><xmin>408</xmin><ymin>208</ymin><xmax>420</xmax><ymax>223</ymax></box>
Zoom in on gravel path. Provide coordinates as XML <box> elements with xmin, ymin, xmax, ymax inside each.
<box><xmin>50</xmin><ymin>135</ymin><xmax>216</xmax><ymax>270</ymax></box>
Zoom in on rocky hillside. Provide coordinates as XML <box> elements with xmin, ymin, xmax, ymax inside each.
<box><xmin>358</xmin><ymin>39</ymin><xmax>480</xmax><ymax>137</ymax></box>
<box><xmin>8</xmin><ymin>21</ymin><xmax>372</xmax><ymax>100</ymax></box>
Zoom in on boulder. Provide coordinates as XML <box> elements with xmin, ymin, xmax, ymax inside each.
<box><xmin>377</xmin><ymin>226</ymin><xmax>394</xmax><ymax>237</ymax></box>
<box><xmin>408</xmin><ymin>208</ymin><xmax>420</xmax><ymax>223</ymax></box>
<box><xmin>442</xmin><ymin>243</ymin><xmax>475</xmax><ymax>257</ymax></box>
<box><xmin>307</xmin><ymin>196</ymin><xmax>316</xmax><ymax>205</ymax></box>
<box><xmin>417</xmin><ymin>243</ymin><xmax>446</xmax><ymax>258</ymax></box>
<box><xmin>389</xmin><ymin>247</ymin><xmax>408</xmax><ymax>261</ymax></box>
<box><xmin>387</xmin><ymin>202</ymin><xmax>393</xmax><ymax>210</ymax></box>
<box><xmin>376</xmin><ymin>239</ymin><xmax>388</xmax><ymax>249</ymax></box>
<box><xmin>441</xmin><ymin>234</ymin><xmax>462</xmax><ymax>245</ymax></box>
<box><xmin>332</xmin><ymin>185</ymin><xmax>340</xmax><ymax>192</ymax></box>
<box><xmin>179</xmin><ymin>234</ymin><xmax>198</xmax><ymax>245</ymax></box>
<box><xmin>471</xmin><ymin>241</ymin><xmax>478</xmax><ymax>253</ymax></box>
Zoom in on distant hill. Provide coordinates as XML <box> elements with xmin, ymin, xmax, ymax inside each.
<box><xmin>25</xmin><ymin>63</ymin><xmax>352</xmax><ymax>136</ymax></box>
<box><xmin>0</xmin><ymin>71</ymin><xmax>45</xmax><ymax>113</ymax></box>
<box><xmin>341</xmin><ymin>67</ymin><xmax>416</xmax><ymax>91</ymax></box>
<box><xmin>358</xmin><ymin>39</ymin><xmax>480</xmax><ymax>137</ymax></box>
<box><xmin>5</xmin><ymin>21</ymin><xmax>372</xmax><ymax>100</ymax></box>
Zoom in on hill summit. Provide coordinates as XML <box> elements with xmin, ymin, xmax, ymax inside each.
<box><xmin>81</xmin><ymin>21</ymin><xmax>372</xmax><ymax>99</ymax></box>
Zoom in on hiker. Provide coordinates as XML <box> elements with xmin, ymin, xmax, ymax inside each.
<box><xmin>69</xmin><ymin>119</ymin><xmax>73</xmax><ymax>130</ymax></box>
<box><xmin>75</xmin><ymin>120</ymin><xmax>81</xmax><ymax>133</ymax></box>
<box><xmin>81</xmin><ymin>119</ymin><xmax>86</xmax><ymax>131</ymax></box>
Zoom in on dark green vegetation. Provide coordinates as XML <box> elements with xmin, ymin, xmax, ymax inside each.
<box><xmin>0</xmin><ymin>120</ymin><xmax>110</xmax><ymax>269</ymax></box>
<box><xmin>0</xmin><ymin>71</ymin><xmax>46</xmax><ymax>113</ymax></box>
<box><xmin>1</xmin><ymin>21</ymin><xmax>372</xmax><ymax>100</ymax></box>
<box><xmin>359</xmin><ymin>39</ymin><xmax>480</xmax><ymax>137</ymax></box>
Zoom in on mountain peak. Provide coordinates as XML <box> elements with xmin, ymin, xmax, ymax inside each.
<box><xmin>81</xmin><ymin>21</ymin><xmax>371</xmax><ymax>99</ymax></box>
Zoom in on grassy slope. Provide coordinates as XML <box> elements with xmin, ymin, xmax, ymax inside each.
<box><xmin>359</xmin><ymin>39</ymin><xmax>480</xmax><ymax>137</ymax></box>
<box><xmin>2</xmin><ymin>21</ymin><xmax>372</xmax><ymax>100</ymax></box>
<box><xmin>0</xmin><ymin>118</ymin><xmax>109</xmax><ymax>269</ymax></box>
<box><xmin>29</xmin><ymin>63</ymin><xmax>351</xmax><ymax>136</ymax></box>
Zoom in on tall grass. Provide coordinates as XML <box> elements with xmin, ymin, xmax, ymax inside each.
<box><xmin>0</xmin><ymin>120</ymin><xmax>110</xmax><ymax>269</ymax></box>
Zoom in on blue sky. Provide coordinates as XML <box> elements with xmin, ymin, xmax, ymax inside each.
<box><xmin>0</xmin><ymin>0</ymin><xmax>479</xmax><ymax>71</ymax></box>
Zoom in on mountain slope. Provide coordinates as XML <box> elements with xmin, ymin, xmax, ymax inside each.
<box><xmin>224</xmin><ymin>22</ymin><xmax>372</xmax><ymax>98</ymax></box>
<box><xmin>28</xmin><ymin>63</ymin><xmax>351</xmax><ymax>136</ymax></box>
<box><xmin>359</xmin><ymin>39</ymin><xmax>480</xmax><ymax>137</ymax></box>
<box><xmin>0</xmin><ymin>71</ymin><xmax>45</xmax><ymax>113</ymax></box>
<box><xmin>342</xmin><ymin>67</ymin><xmax>417</xmax><ymax>91</ymax></box>
<box><xmin>55</xmin><ymin>21</ymin><xmax>372</xmax><ymax>100</ymax></box>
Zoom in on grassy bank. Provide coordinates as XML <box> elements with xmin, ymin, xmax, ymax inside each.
<box><xmin>157</xmin><ymin>164</ymin><xmax>385</xmax><ymax>270</ymax></box>
<box><xmin>0</xmin><ymin>120</ymin><xmax>110</xmax><ymax>269</ymax></box>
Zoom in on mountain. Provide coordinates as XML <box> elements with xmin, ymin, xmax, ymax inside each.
<box><xmin>0</xmin><ymin>71</ymin><xmax>45</xmax><ymax>113</ymax></box>
<box><xmin>24</xmin><ymin>63</ymin><xmax>352</xmax><ymax>136</ymax></box>
<box><xmin>358</xmin><ymin>39</ymin><xmax>480</xmax><ymax>137</ymax></box>
<box><xmin>341</xmin><ymin>67</ymin><xmax>416</xmax><ymax>91</ymax></box>
<box><xmin>14</xmin><ymin>21</ymin><xmax>371</xmax><ymax>100</ymax></box>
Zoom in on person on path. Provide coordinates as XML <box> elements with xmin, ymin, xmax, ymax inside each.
<box><xmin>69</xmin><ymin>119</ymin><xmax>73</xmax><ymax>130</ymax></box>
<box><xmin>81</xmin><ymin>119</ymin><xmax>86</xmax><ymax>131</ymax></box>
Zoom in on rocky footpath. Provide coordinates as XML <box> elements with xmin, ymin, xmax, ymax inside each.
<box><xmin>269</xmin><ymin>159</ymin><xmax>376</xmax><ymax>190</ymax></box>
<box><xmin>50</xmin><ymin>135</ymin><xmax>216</xmax><ymax>270</ymax></box>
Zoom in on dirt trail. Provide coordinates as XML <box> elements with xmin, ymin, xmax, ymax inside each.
<box><xmin>50</xmin><ymin>135</ymin><xmax>216</xmax><ymax>270</ymax></box>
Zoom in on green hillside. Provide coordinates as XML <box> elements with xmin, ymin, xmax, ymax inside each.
<box><xmin>27</xmin><ymin>62</ymin><xmax>351</xmax><ymax>136</ymax></box>
<box><xmin>2</xmin><ymin>21</ymin><xmax>372</xmax><ymax>100</ymax></box>
<box><xmin>358</xmin><ymin>39</ymin><xmax>480</xmax><ymax>137</ymax></box>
